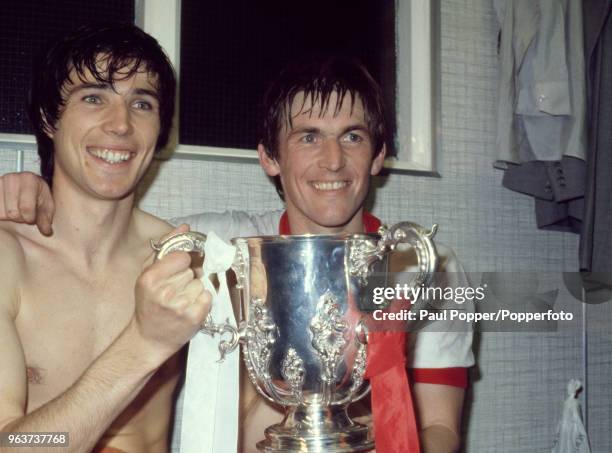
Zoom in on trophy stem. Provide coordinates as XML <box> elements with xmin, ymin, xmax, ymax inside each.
<box><xmin>256</xmin><ymin>404</ymin><xmax>374</xmax><ymax>452</ymax></box>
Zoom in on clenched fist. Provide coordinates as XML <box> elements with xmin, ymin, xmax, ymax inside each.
<box><xmin>133</xmin><ymin>225</ymin><xmax>212</xmax><ymax>361</ymax></box>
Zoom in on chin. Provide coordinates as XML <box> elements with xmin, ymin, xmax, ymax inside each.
<box><xmin>313</xmin><ymin>213</ymin><xmax>353</xmax><ymax>229</ymax></box>
<box><xmin>89</xmin><ymin>185</ymin><xmax>135</xmax><ymax>201</ymax></box>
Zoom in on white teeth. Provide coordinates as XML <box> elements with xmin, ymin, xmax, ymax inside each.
<box><xmin>313</xmin><ymin>181</ymin><xmax>348</xmax><ymax>191</ymax></box>
<box><xmin>89</xmin><ymin>148</ymin><xmax>132</xmax><ymax>164</ymax></box>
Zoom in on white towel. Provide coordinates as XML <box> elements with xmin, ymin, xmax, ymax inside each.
<box><xmin>180</xmin><ymin>231</ymin><xmax>240</xmax><ymax>453</ymax></box>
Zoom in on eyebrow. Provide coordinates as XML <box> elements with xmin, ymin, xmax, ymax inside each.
<box><xmin>133</xmin><ymin>88</ymin><xmax>160</xmax><ymax>100</ymax></box>
<box><xmin>289</xmin><ymin>124</ymin><xmax>370</xmax><ymax>137</ymax></box>
<box><xmin>289</xmin><ymin>126</ymin><xmax>320</xmax><ymax>135</ymax></box>
<box><xmin>65</xmin><ymin>82</ymin><xmax>110</xmax><ymax>96</ymax></box>
<box><xmin>65</xmin><ymin>82</ymin><xmax>159</xmax><ymax>100</ymax></box>
<box><xmin>339</xmin><ymin>124</ymin><xmax>370</xmax><ymax>135</ymax></box>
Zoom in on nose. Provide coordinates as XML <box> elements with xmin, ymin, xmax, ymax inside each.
<box><xmin>103</xmin><ymin>101</ymin><xmax>132</xmax><ymax>136</ymax></box>
<box><xmin>319</xmin><ymin>139</ymin><xmax>346</xmax><ymax>171</ymax></box>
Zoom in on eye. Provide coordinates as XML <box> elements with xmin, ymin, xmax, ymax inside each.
<box><xmin>301</xmin><ymin>133</ymin><xmax>317</xmax><ymax>144</ymax></box>
<box><xmin>82</xmin><ymin>94</ymin><xmax>101</xmax><ymax>104</ymax></box>
<box><xmin>133</xmin><ymin>100</ymin><xmax>153</xmax><ymax>110</ymax></box>
<box><xmin>343</xmin><ymin>132</ymin><xmax>363</xmax><ymax>143</ymax></box>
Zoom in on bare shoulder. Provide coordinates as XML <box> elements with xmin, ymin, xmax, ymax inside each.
<box><xmin>133</xmin><ymin>209</ymin><xmax>174</xmax><ymax>243</ymax></box>
<box><xmin>0</xmin><ymin>221</ymin><xmax>28</xmax><ymax>269</ymax></box>
<box><xmin>0</xmin><ymin>222</ymin><xmax>27</xmax><ymax>318</ymax></box>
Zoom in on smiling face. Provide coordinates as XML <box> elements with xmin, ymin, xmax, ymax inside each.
<box><xmin>47</xmin><ymin>61</ymin><xmax>161</xmax><ymax>201</ymax></box>
<box><xmin>259</xmin><ymin>91</ymin><xmax>386</xmax><ymax>234</ymax></box>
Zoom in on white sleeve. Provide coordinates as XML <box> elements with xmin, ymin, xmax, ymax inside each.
<box><xmin>405</xmin><ymin>244</ymin><xmax>475</xmax><ymax>369</ymax></box>
<box><xmin>169</xmin><ymin>210</ymin><xmax>282</xmax><ymax>241</ymax></box>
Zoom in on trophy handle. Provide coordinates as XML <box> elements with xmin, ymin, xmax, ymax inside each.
<box><xmin>351</xmin><ymin>320</ymin><xmax>372</xmax><ymax>402</ymax></box>
<box><xmin>151</xmin><ymin>231</ymin><xmax>245</xmax><ymax>361</ymax></box>
<box><xmin>151</xmin><ymin>230</ymin><xmax>208</xmax><ymax>257</ymax></box>
<box><xmin>335</xmin><ymin>318</ymin><xmax>371</xmax><ymax>406</ymax></box>
<box><xmin>378</xmin><ymin>222</ymin><xmax>439</xmax><ymax>290</ymax></box>
<box><xmin>349</xmin><ymin>222</ymin><xmax>439</xmax><ymax>290</ymax></box>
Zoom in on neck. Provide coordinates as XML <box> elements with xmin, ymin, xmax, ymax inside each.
<box><xmin>50</xmin><ymin>182</ymin><xmax>138</xmax><ymax>267</ymax></box>
<box><xmin>284</xmin><ymin>205</ymin><xmax>367</xmax><ymax>235</ymax></box>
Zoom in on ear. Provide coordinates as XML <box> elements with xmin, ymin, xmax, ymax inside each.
<box><xmin>370</xmin><ymin>144</ymin><xmax>386</xmax><ymax>176</ymax></box>
<box><xmin>41</xmin><ymin>110</ymin><xmax>55</xmax><ymax>139</ymax></box>
<box><xmin>257</xmin><ymin>143</ymin><xmax>280</xmax><ymax>177</ymax></box>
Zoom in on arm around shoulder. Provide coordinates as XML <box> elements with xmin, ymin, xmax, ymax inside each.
<box><xmin>0</xmin><ymin>172</ymin><xmax>54</xmax><ymax>236</ymax></box>
<box><xmin>169</xmin><ymin>210</ymin><xmax>282</xmax><ymax>239</ymax></box>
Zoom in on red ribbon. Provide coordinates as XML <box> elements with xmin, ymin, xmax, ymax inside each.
<box><xmin>279</xmin><ymin>212</ymin><xmax>420</xmax><ymax>453</ymax></box>
<box><xmin>365</xmin><ymin>331</ymin><xmax>420</xmax><ymax>453</ymax></box>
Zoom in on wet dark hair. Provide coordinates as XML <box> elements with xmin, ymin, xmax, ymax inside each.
<box><xmin>259</xmin><ymin>56</ymin><xmax>387</xmax><ymax>197</ymax></box>
<box><xmin>28</xmin><ymin>23</ymin><xmax>176</xmax><ymax>186</ymax></box>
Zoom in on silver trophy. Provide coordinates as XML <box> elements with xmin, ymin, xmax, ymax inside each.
<box><xmin>153</xmin><ymin>222</ymin><xmax>438</xmax><ymax>452</ymax></box>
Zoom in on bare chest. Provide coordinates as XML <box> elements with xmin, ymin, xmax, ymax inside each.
<box><xmin>16</xmin><ymin>256</ymin><xmax>140</xmax><ymax>411</ymax></box>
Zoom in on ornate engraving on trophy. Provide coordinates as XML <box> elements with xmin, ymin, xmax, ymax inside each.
<box><xmin>243</xmin><ymin>297</ymin><xmax>278</xmax><ymax>403</ymax></box>
<box><xmin>348</xmin><ymin>237</ymin><xmax>383</xmax><ymax>286</ymax></box>
<box><xmin>281</xmin><ymin>347</ymin><xmax>305</xmax><ymax>404</ymax></box>
<box><xmin>231</xmin><ymin>248</ymin><xmax>247</xmax><ymax>289</ymax></box>
<box><xmin>309</xmin><ymin>290</ymin><xmax>349</xmax><ymax>390</ymax></box>
<box><xmin>347</xmin><ymin>341</ymin><xmax>367</xmax><ymax>400</ymax></box>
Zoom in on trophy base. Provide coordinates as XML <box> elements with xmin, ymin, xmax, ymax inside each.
<box><xmin>256</xmin><ymin>404</ymin><xmax>374</xmax><ymax>452</ymax></box>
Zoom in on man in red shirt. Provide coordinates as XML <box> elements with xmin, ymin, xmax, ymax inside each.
<box><xmin>242</xmin><ymin>57</ymin><xmax>472</xmax><ymax>453</ymax></box>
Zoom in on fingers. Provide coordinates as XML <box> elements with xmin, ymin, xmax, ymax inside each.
<box><xmin>179</xmin><ymin>278</ymin><xmax>211</xmax><ymax>312</ymax></box>
<box><xmin>35</xmin><ymin>180</ymin><xmax>55</xmax><ymax>236</ymax></box>
<box><xmin>134</xmin><ymin>243</ymin><xmax>211</xmax><ymax>355</ymax></box>
<box><xmin>0</xmin><ymin>172</ymin><xmax>55</xmax><ymax>236</ymax></box>
<box><xmin>142</xmin><ymin>223</ymin><xmax>193</xmax><ymax>270</ymax></box>
<box><xmin>144</xmin><ymin>250</ymin><xmax>193</xmax><ymax>283</ymax></box>
<box><xmin>161</xmin><ymin>223</ymin><xmax>190</xmax><ymax>242</ymax></box>
<box><xmin>1</xmin><ymin>173</ymin><xmax>29</xmax><ymax>222</ymax></box>
<box><xmin>154</xmin><ymin>265</ymin><xmax>210</xmax><ymax>320</ymax></box>
<box><xmin>146</xmin><ymin>225</ymin><xmax>209</xmax><ymax>318</ymax></box>
<box><xmin>2</xmin><ymin>173</ymin><xmax>31</xmax><ymax>221</ymax></box>
<box><xmin>178</xmin><ymin>280</ymin><xmax>212</xmax><ymax>330</ymax></box>
<box><xmin>167</xmin><ymin>265</ymin><xmax>200</xmax><ymax>293</ymax></box>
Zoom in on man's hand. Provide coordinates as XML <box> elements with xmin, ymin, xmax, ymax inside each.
<box><xmin>133</xmin><ymin>225</ymin><xmax>212</xmax><ymax>362</ymax></box>
<box><xmin>0</xmin><ymin>172</ymin><xmax>54</xmax><ymax>236</ymax></box>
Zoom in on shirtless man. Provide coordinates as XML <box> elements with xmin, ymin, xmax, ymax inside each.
<box><xmin>0</xmin><ymin>24</ymin><xmax>210</xmax><ymax>452</ymax></box>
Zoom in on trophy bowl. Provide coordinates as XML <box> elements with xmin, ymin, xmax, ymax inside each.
<box><xmin>230</xmin><ymin>222</ymin><xmax>438</xmax><ymax>452</ymax></box>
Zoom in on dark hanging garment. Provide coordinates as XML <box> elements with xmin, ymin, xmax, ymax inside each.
<box><xmin>502</xmin><ymin>157</ymin><xmax>585</xmax><ymax>233</ymax></box>
<box><xmin>494</xmin><ymin>0</ymin><xmax>588</xmax><ymax>233</ymax></box>
<box><xmin>580</xmin><ymin>0</ymin><xmax>612</xmax><ymax>293</ymax></box>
